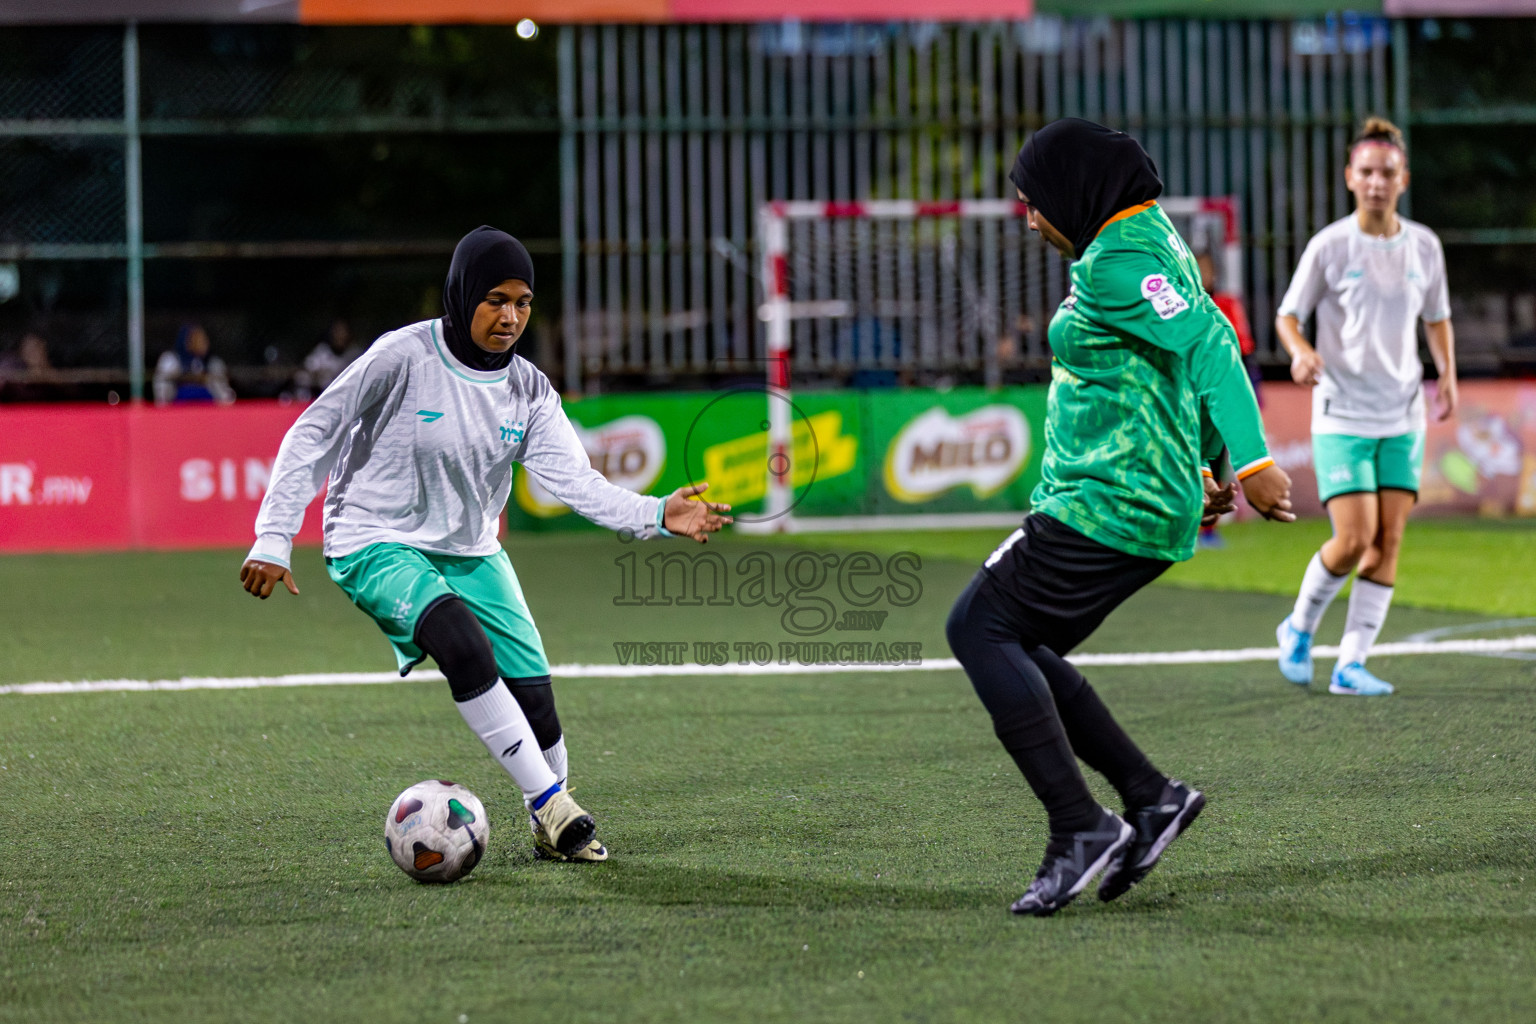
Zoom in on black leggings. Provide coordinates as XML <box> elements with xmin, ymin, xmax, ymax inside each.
<box><xmin>946</xmin><ymin>515</ymin><xmax>1170</xmax><ymax>835</ymax></box>
<box><xmin>415</xmin><ymin>596</ymin><xmax>563</xmax><ymax>748</ymax></box>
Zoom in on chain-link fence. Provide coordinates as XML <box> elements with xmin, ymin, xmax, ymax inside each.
<box><xmin>0</xmin><ymin>24</ymin><xmax>566</xmax><ymax>401</ymax></box>
<box><xmin>0</xmin><ymin>26</ymin><xmax>122</xmax><ymax>120</ymax></box>
<box><xmin>4</xmin><ymin>18</ymin><xmax>1536</xmax><ymax>401</ymax></box>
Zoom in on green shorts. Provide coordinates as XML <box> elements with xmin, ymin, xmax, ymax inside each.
<box><xmin>1313</xmin><ymin>430</ymin><xmax>1425</xmax><ymax>504</ymax></box>
<box><xmin>326</xmin><ymin>543</ymin><xmax>550</xmax><ymax>678</ymax></box>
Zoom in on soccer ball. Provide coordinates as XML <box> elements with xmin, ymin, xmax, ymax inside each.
<box><xmin>384</xmin><ymin>780</ymin><xmax>489</xmax><ymax>883</ymax></box>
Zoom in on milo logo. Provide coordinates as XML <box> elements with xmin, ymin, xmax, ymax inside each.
<box><xmin>514</xmin><ymin>414</ymin><xmax>666</xmax><ymax>517</ymax></box>
<box><xmin>883</xmin><ymin>405</ymin><xmax>1029</xmax><ymax>503</ymax></box>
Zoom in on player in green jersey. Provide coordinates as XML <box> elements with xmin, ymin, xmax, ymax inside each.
<box><xmin>946</xmin><ymin>118</ymin><xmax>1295</xmax><ymax>916</ymax></box>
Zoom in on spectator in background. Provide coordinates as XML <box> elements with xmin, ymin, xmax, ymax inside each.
<box><xmin>996</xmin><ymin>313</ymin><xmax>1042</xmax><ymax>385</ymax></box>
<box><xmin>0</xmin><ymin>331</ymin><xmax>63</xmax><ymax>402</ymax></box>
<box><xmin>294</xmin><ymin>318</ymin><xmax>363</xmax><ymax>399</ymax></box>
<box><xmin>154</xmin><ymin>323</ymin><xmax>234</xmax><ymax>406</ymax></box>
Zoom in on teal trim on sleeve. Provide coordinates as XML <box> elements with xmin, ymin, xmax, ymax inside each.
<box><xmin>656</xmin><ymin>499</ymin><xmax>676</xmax><ymax>538</ymax></box>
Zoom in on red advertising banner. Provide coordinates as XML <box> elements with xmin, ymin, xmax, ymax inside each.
<box><xmin>4</xmin><ymin>384</ymin><xmax>1534</xmax><ymax>554</ymax></box>
<box><xmin>0</xmin><ymin>405</ymin><xmax>133</xmax><ymax>552</ymax></box>
<box><xmin>125</xmin><ymin>404</ymin><xmax>327</xmax><ymax>550</ymax></box>
<box><xmin>1257</xmin><ymin>380</ymin><xmax>1536</xmax><ymax>519</ymax></box>
<box><xmin>1384</xmin><ymin>2</ymin><xmax>1536</xmax><ymax>14</ymax></box>
<box><xmin>295</xmin><ymin>0</ymin><xmax>1032</xmax><ymax>23</ymax></box>
<box><xmin>0</xmin><ymin>402</ymin><xmax>324</xmax><ymax>554</ymax></box>
<box><xmin>667</xmin><ymin>0</ymin><xmax>1033</xmax><ymax>20</ymax></box>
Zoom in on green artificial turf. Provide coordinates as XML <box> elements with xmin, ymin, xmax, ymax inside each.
<box><xmin>2</xmin><ymin>528</ymin><xmax>1533</xmax><ymax>1022</ymax></box>
<box><xmin>779</xmin><ymin>517</ymin><xmax>1536</xmax><ymax>618</ymax></box>
<box><xmin>3</xmin><ymin>522</ymin><xmax>1529</xmax><ymax>685</ymax></box>
<box><xmin>2</xmin><ymin>652</ymin><xmax>1533</xmax><ymax>1023</ymax></box>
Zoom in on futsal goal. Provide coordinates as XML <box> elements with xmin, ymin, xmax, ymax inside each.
<box><xmin>751</xmin><ymin>196</ymin><xmax>1242</xmax><ymax>532</ymax></box>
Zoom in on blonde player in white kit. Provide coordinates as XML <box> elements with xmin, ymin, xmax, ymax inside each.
<box><xmin>1273</xmin><ymin>118</ymin><xmax>1458</xmax><ymax>696</ymax></box>
<box><xmin>240</xmin><ymin>226</ymin><xmax>732</xmax><ymax>860</ymax></box>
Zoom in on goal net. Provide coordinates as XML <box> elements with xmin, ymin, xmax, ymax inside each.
<box><xmin>752</xmin><ymin>196</ymin><xmax>1241</xmax><ymax>533</ymax></box>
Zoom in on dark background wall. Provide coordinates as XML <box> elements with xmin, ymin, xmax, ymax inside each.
<box><xmin>4</xmin><ymin>16</ymin><xmax>1536</xmax><ymax>395</ymax></box>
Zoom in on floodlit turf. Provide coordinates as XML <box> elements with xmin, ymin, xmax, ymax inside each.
<box><xmin>778</xmin><ymin>517</ymin><xmax>1536</xmax><ymax>618</ymax></box>
<box><xmin>2</xmin><ymin>524</ymin><xmax>1534</xmax><ymax>1022</ymax></box>
<box><xmin>4</xmin><ymin>519</ymin><xmax>1533</xmax><ymax>685</ymax></box>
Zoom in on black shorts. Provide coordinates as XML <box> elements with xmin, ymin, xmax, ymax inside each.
<box><xmin>976</xmin><ymin>513</ymin><xmax>1173</xmax><ymax>656</ymax></box>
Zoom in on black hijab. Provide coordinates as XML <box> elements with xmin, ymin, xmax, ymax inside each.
<box><xmin>441</xmin><ymin>225</ymin><xmax>536</xmax><ymax>371</ymax></box>
<box><xmin>1008</xmin><ymin>118</ymin><xmax>1163</xmax><ymax>261</ymax></box>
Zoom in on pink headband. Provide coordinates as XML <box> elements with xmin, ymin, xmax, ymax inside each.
<box><xmin>1349</xmin><ymin>138</ymin><xmax>1404</xmax><ymax>158</ymax></box>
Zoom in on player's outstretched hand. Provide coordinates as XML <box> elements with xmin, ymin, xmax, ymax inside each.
<box><xmin>1290</xmin><ymin>346</ymin><xmax>1324</xmax><ymax>387</ymax></box>
<box><xmin>240</xmin><ymin>559</ymin><xmax>300</xmax><ymax>599</ymax></box>
<box><xmin>1240</xmin><ymin>464</ymin><xmax>1295</xmax><ymax>523</ymax></box>
<box><xmin>1201</xmin><ymin>476</ymin><xmax>1238</xmax><ymax>527</ymax></box>
<box><xmin>664</xmin><ymin>482</ymin><xmax>734</xmax><ymax>543</ymax></box>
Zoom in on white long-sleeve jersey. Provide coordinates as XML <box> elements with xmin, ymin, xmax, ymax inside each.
<box><xmin>1277</xmin><ymin>215</ymin><xmax>1451</xmax><ymax>438</ymax></box>
<box><xmin>247</xmin><ymin>319</ymin><xmax>665</xmax><ymax>568</ymax></box>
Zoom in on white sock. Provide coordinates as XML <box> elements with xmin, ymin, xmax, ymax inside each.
<box><xmin>1336</xmin><ymin>578</ymin><xmax>1394</xmax><ymax>669</ymax></box>
<box><xmin>542</xmin><ymin>735</ymin><xmax>568</xmax><ymax>789</ymax></box>
<box><xmin>455</xmin><ymin>683</ymin><xmax>558</xmax><ymax>804</ymax></box>
<box><xmin>1289</xmin><ymin>551</ymin><xmax>1350</xmax><ymax>635</ymax></box>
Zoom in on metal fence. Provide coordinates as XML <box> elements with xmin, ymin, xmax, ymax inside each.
<box><xmin>560</xmin><ymin>16</ymin><xmax>1405</xmax><ymax>390</ymax></box>
<box><xmin>0</xmin><ymin>23</ymin><xmax>564</xmax><ymax>399</ymax></box>
<box><xmin>0</xmin><ymin>16</ymin><xmax>1420</xmax><ymax>396</ymax></box>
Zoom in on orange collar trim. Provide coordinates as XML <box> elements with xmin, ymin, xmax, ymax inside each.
<box><xmin>1096</xmin><ymin>201</ymin><xmax>1157</xmax><ymax>237</ymax></box>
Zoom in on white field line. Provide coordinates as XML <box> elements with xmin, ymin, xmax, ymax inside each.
<box><xmin>2</xmin><ymin>635</ymin><xmax>1534</xmax><ymax>696</ymax></box>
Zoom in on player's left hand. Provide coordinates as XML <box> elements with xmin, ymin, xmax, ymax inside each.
<box><xmin>664</xmin><ymin>482</ymin><xmax>733</xmax><ymax>543</ymax></box>
<box><xmin>1240</xmin><ymin>464</ymin><xmax>1296</xmax><ymax>523</ymax></box>
<box><xmin>1201</xmin><ymin>475</ymin><xmax>1237</xmax><ymax>527</ymax></box>
<box><xmin>1433</xmin><ymin>376</ymin><xmax>1458</xmax><ymax>422</ymax></box>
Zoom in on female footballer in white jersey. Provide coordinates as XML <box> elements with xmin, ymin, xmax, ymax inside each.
<box><xmin>240</xmin><ymin>226</ymin><xmax>731</xmax><ymax>860</ymax></box>
<box><xmin>1274</xmin><ymin>118</ymin><xmax>1458</xmax><ymax>696</ymax></box>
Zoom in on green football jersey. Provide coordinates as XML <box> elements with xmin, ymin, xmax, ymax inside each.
<box><xmin>1031</xmin><ymin>203</ymin><xmax>1271</xmax><ymax>562</ymax></box>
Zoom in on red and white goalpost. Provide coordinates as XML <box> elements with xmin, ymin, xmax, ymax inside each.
<box><xmin>755</xmin><ymin>195</ymin><xmax>1241</xmax><ymax>532</ymax></box>
<box><xmin>757</xmin><ymin>199</ymin><xmax>1028</xmax><ymax>527</ymax></box>
<box><xmin>1161</xmin><ymin>195</ymin><xmax>1242</xmax><ymax>302</ymax></box>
